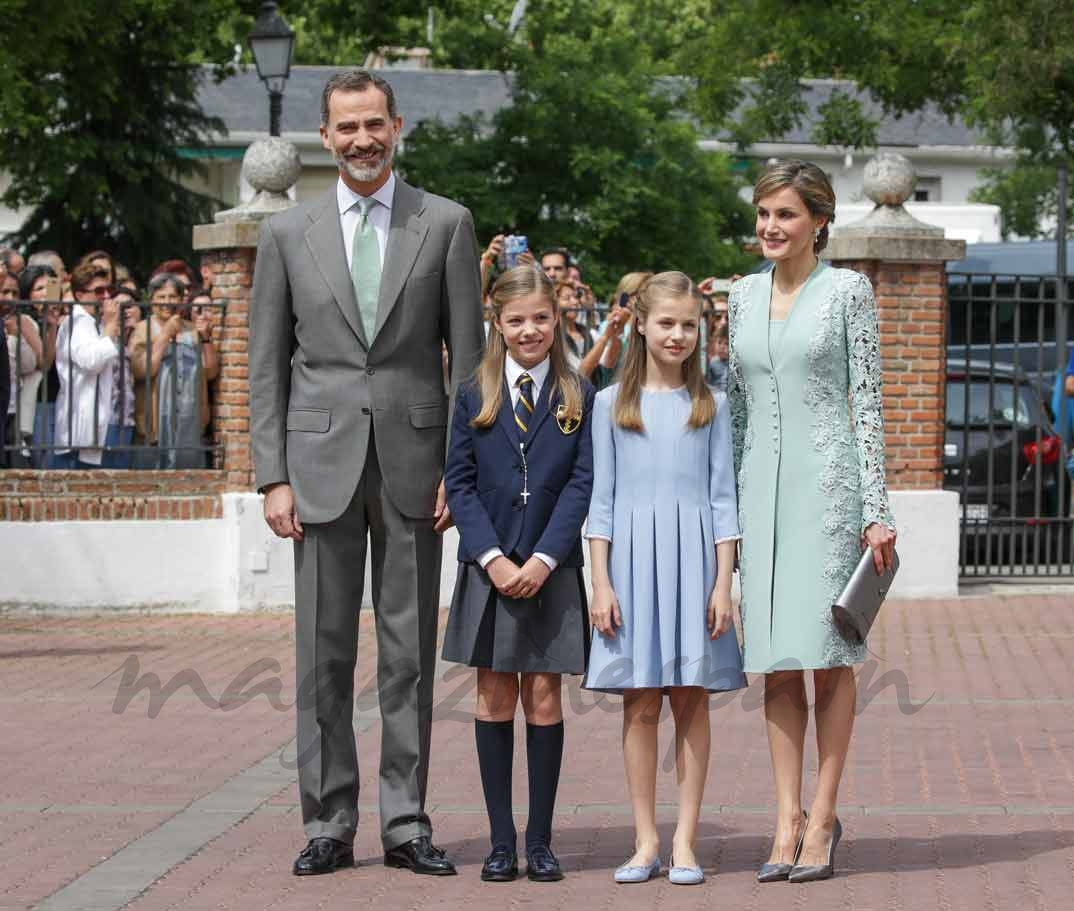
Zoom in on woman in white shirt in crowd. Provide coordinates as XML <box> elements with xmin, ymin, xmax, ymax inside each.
<box><xmin>1</xmin><ymin>269</ymin><xmax>43</xmax><ymax>467</ymax></box>
<box><xmin>53</xmin><ymin>263</ymin><xmax>122</xmax><ymax>469</ymax></box>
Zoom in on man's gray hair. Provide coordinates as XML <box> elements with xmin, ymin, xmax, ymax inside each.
<box><xmin>27</xmin><ymin>249</ymin><xmax>66</xmax><ymax>276</ymax></box>
<box><xmin>320</xmin><ymin>69</ymin><xmax>398</xmax><ymax>125</ymax></box>
<box><xmin>0</xmin><ymin>246</ymin><xmax>21</xmax><ymax>271</ymax></box>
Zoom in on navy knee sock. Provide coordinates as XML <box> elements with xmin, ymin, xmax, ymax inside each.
<box><xmin>474</xmin><ymin>719</ymin><xmax>516</xmax><ymax>850</ymax></box>
<box><xmin>525</xmin><ymin>720</ymin><xmax>564</xmax><ymax>850</ymax></box>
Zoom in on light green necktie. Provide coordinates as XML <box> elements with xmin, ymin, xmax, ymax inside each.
<box><xmin>350</xmin><ymin>197</ymin><xmax>381</xmax><ymax>341</ymax></box>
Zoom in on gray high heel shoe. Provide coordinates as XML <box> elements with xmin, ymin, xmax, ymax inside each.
<box><xmin>757</xmin><ymin>811</ymin><xmax>806</xmax><ymax>883</ymax></box>
<box><xmin>788</xmin><ymin>816</ymin><xmax>842</xmax><ymax>883</ymax></box>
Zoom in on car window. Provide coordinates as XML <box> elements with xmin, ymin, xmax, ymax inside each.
<box><xmin>946</xmin><ymin>380</ymin><xmax>1040</xmax><ymax>428</ymax></box>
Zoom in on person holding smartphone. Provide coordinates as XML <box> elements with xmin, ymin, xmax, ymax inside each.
<box><xmin>127</xmin><ymin>273</ymin><xmax>219</xmax><ymax>468</ymax></box>
<box><xmin>2</xmin><ymin>269</ymin><xmax>42</xmax><ymax>466</ymax></box>
<box><xmin>19</xmin><ymin>265</ymin><xmax>62</xmax><ymax>467</ymax></box>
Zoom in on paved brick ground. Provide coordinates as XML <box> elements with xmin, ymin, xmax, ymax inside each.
<box><xmin>3</xmin><ymin>594</ymin><xmax>1074</xmax><ymax>910</ymax></box>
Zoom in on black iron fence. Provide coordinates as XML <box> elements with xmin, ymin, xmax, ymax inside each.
<box><xmin>1</xmin><ymin>297</ymin><xmax>226</xmax><ymax>470</ymax></box>
<box><xmin>946</xmin><ymin>273</ymin><xmax>1074</xmax><ymax>577</ymax></box>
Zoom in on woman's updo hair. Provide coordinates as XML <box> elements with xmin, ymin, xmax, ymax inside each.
<box><xmin>752</xmin><ymin>159</ymin><xmax>836</xmax><ymax>253</ymax></box>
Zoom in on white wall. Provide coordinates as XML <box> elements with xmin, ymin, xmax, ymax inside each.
<box><xmin>833</xmin><ymin>202</ymin><xmax>1002</xmax><ymax>243</ymax></box>
<box><xmin>0</xmin><ymin>494</ymin><xmax>460</xmax><ymax>612</ymax></box>
<box><xmin>887</xmin><ymin>490</ymin><xmax>960</xmax><ymax>597</ymax></box>
<box><xmin>1</xmin><ymin>488</ymin><xmax>955</xmax><ymax>611</ymax></box>
<box><xmin>2</xmin><ymin>519</ymin><xmax>233</xmax><ymax>611</ymax></box>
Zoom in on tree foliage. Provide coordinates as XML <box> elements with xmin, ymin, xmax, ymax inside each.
<box><xmin>681</xmin><ymin>1</ymin><xmax>1074</xmax><ymax>238</ymax></box>
<box><xmin>399</xmin><ymin>0</ymin><xmax>755</xmax><ymax>290</ymax></box>
<box><xmin>4</xmin><ymin>0</ymin><xmax>1072</xmax><ymax>274</ymax></box>
<box><xmin>0</xmin><ymin>0</ymin><xmax>246</xmax><ymax>277</ymax></box>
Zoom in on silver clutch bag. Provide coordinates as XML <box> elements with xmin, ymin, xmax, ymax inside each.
<box><xmin>830</xmin><ymin>549</ymin><xmax>899</xmax><ymax>644</ymax></box>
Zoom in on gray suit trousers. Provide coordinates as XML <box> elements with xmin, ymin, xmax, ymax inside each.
<box><xmin>293</xmin><ymin>433</ymin><xmax>442</xmax><ymax>850</ymax></box>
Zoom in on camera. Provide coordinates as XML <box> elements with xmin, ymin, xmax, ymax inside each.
<box><xmin>498</xmin><ymin>234</ymin><xmax>529</xmax><ymax>271</ymax></box>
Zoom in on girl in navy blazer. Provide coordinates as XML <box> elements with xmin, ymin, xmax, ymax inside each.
<box><xmin>443</xmin><ymin>265</ymin><xmax>594</xmax><ymax>884</ymax></box>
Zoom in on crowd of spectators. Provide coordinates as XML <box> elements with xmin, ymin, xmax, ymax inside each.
<box><xmin>1</xmin><ymin>234</ymin><xmax>739</xmax><ymax>472</ymax></box>
<box><xmin>0</xmin><ymin>245</ymin><xmax>221</xmax><ymax>470</ymax></box>
<box><xmin>478</xmin><ymin>234</ymin><xmax>738</xmax><ymax>394</ymax></box>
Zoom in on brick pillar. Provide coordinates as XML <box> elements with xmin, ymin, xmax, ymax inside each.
<box><xmin>192</xmin><ymin>221</ymin><xmax>262</xmax><ymax>491</ymax></box>
<box><xmin>827</xmin><ymin>258</ymin><xmax>950</xmax><ymax>490</ymax></box>
<box><xmin>823</xmin><ymin>152</ymin><xmax>966</xmax><ymax>596</ymax></box>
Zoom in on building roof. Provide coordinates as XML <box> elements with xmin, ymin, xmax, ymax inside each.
<box><xmin>197</xmin><ymin>66</ymin><xmax>513</xmax><ymax>138</ymax></box>
<box><xmin>729</xmin><ymin>78</ymin><xmax>985</xmax><ymax>149</ymax></box>
<box><xmin>197</xmin><ymin>67</ymin><xmax>988</xmax><ymax>149</ymax></box>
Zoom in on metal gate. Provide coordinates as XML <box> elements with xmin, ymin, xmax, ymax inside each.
<box><xmin>946</xmin><ymin>272</ymin><xmax>1074</xmax><ymax>578</ymax></box>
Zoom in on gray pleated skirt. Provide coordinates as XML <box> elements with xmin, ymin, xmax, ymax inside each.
<box><xmin>441</xmin><ymin>562</ymin><xmax>590</xmax><ymax>674</ymax></box>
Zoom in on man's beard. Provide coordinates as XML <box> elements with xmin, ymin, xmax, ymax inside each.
<box><xmin>335</xmin><ymin>140</ymin><xmax>395</xmax><ymax>183</ymax></box>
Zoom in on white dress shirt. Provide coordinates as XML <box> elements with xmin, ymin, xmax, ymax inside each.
<box><xmin>476</xmin><ymin>354</ymin><xmax>558</xmax><ymax>573</ymax></box>
<box><xmin>338</xmin><ymin>172</ymin><xmax>395</xmax><ymax>271</ymax></box>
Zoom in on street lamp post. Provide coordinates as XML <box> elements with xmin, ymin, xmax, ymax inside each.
<box><xmin>248</xmin><ymin>2</ymin><xmax>295</xmax><ymax>137</ymax></box>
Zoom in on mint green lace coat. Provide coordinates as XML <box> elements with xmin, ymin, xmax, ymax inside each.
<box><xmin>727</xmin><ymin>263</ymin><xmax>895</xmax><ymax>672</ymax></box>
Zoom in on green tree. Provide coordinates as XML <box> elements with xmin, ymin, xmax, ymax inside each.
<box><xmin>955</xmin><ymin>0</ymin><xmax>1074</xmax><ymax>237</ymax></box>
<box><xmin>682</xmin><ymin>1</ymin><xmax>1074</xmax><ymax>239</ymax></box>
<box><xmin>217</xmin><ymin>1</ymin><xmax>431</xmax><ymax>68</ymax></box>
<box><xmin>0</xmin><ymin>0</ymin><xmax>243</xmax><ymax>277</ymax></box>
<box><xmin>399</xmin><ymin>0</ymin><xmax>755</xmax><ymax>292</ymax></box>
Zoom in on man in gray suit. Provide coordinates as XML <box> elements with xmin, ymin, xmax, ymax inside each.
<box><xmin>250</xmin><ymin>69</ymin><xmax>484</xmax><ymax>877</ymax></box>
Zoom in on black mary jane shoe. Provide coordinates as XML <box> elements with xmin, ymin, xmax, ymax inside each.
<box><xmin>525</xmin><ymin>844</ymin><xmax>564</xmax><ymax>882</ymax></box>
<box><xmin>480</xmin><ymin>845</ymin><xmax>519</xmax><ymax>882</ymax></box>
<box><xmin>292</xmin><ymin>837</ymin><xmax>355</xmax><ymax>876</ymax></box>
<box><xmin>384</xmin><ymin>835</ymin><xmax>458</xmax><ymax>876</ymax></box>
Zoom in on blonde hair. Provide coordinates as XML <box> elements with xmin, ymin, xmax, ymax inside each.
<box><xmin>613</xmin><ymin>271</ymin><xmax>652</xmax><ymax>304</ymax></box>
<box><xmin>613</xmin><ymin>271</ymin><xmax>715</xmax><ymax>432</ymax></box>
<box><xmin>752</xmin><ymin>159</ymin><xmax>836</xmax><ymax>253</ymax></box>
<box><xmin>471</xmin><ymin>266</ymin><xmax>583</xmax><ymax>429</ymax></box>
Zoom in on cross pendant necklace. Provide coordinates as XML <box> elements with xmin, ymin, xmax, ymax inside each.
<box><xmin>519</xmin><ymin>442</ymin><xmax>530</xmax><ymax>505</ymax></box>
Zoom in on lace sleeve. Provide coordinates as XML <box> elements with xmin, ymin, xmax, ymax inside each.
<box><xmin>727</xmin><ymin>282</ymin><xmax>747</xmax><ymax>477</ymax></box>
<box><xmin>844</xmin><ymin>273</ymin><xmax>895</xmax><ymax>532</ymax></box>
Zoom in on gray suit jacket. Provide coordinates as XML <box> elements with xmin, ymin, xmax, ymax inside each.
<box><xmin>249</xmin><ymin>176</ymin><xmax>485</xmax><ymax>523</ymax></box>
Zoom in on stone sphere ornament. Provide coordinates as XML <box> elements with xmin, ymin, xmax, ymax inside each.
<box><xmin>242</xmin><ymin>138</ymin><xmax>302</xmax><ymax>195</ymax></box>
<box><xmin>214</xmin><ymin>137</ymin><xmax>302</xmax><ymax>223</ymax></box>
<box><xmin>862</xmin><ymin>152</ymin><xmax>917</xmax><ymax>207</ymax></box>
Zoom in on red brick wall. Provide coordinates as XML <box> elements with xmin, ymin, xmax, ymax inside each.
<box><xmin>202</xmin><ymin>247</ymin><xmax>256</xmax><ymax>491</ymax></box>
<box><xmin>834</xmin><ymin>259</ymin><xmax>946</xmax><ymax>490</ymax></box>
<box><xmin>0</xmin><ymin>244</ymin><xmax>257</xmax><ymax>522</ymax></box>
<box><xmin>0</xmin><ymin>470</ymin><xmax>225</xmax><ymax>520</ymax></box>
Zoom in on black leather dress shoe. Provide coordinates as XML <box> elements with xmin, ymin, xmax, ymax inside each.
<box><xmin>525</xmin><ymin>844</ymin><xmax>564</xmax><ymax>882</ymax></box>
<box><xmin>480</xmin><ymin>845</ymin><xmax>519</xmax><ymax>882</ymax></box>
<box><xmin>292</xmin><ymin>837</ymin><xmax>354</xmax><ymax>876</ymax></box>
<box><xmin>384</xmin><ymin>835</ymin><xmax>457</xmax><ymax>875</ymax></box>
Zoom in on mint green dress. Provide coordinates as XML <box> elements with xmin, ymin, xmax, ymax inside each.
<box><xmin>727</xmin><ymin>263</ymin><xmax>895</xmax><ymax>673</ymax></box>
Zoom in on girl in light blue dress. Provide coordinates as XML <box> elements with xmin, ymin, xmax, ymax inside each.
<box><xmin>584</xmin><ymin>272</ymin><xmax>745</xmax><ymax>886</ymax></box>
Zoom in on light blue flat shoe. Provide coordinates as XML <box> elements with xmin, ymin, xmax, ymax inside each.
<box><xmin>613</xmin><ymin>856</ymin><xmax>661</xmax><ymax>883</ymax></box>
<box><xmin>668</xmin><ymin>860</ymin><xmax>704</xmax><ymax>885</ymax></box>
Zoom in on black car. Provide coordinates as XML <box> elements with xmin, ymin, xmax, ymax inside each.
<box><xmin>944</xmin><ymin>358</ymin><xmax>1072</xmax><ymax>569</ymax></box>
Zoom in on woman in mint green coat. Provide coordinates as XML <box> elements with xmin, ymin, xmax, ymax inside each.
<box><xmin>727</xmin><ymin>161</ymin><xmax>896</xmax><ymax>883</ymax></box>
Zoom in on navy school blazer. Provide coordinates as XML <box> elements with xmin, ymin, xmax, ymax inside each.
<box><xmin>444</xmin><ymin>374</ymin><xmax>595</xmax><ymax>567</ymax></box>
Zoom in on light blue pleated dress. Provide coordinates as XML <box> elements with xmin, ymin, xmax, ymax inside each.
<box><xmin>583</xmin><ymin>384</ymin><xmax>747</xmax><ymax>693</ymax></box>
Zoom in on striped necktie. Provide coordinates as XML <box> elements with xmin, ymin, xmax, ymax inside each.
<box><xmin>350</xmin><ymin>197</ymin><xmax>381</xmax><ymax>342</ymax></box>
<box><xmin>514</xmin><ymin>373</ymin><xmax>535</xmax><ymax>440</ymax></box>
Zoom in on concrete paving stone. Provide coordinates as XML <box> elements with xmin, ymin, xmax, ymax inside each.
<box><xmin>4</xmin><ymin>596</ymin><xmax>1074</xmax><ymax>909</ymax></box>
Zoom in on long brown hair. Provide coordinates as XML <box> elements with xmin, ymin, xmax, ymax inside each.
<box><xmin>613</xmin><ymin>271</ymin><xmax>715</xmax><ymax>432</ymax></box>
<box><xmin>471</xmin><ymin>266</ymin><xmax>583</xmax><ymax>429</ymax></box>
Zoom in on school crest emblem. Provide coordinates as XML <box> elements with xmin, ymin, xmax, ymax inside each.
<box><xmin>556</xmin><ymin>405</ymin><xmax>581</xmax><ymax>435</ymax></box>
